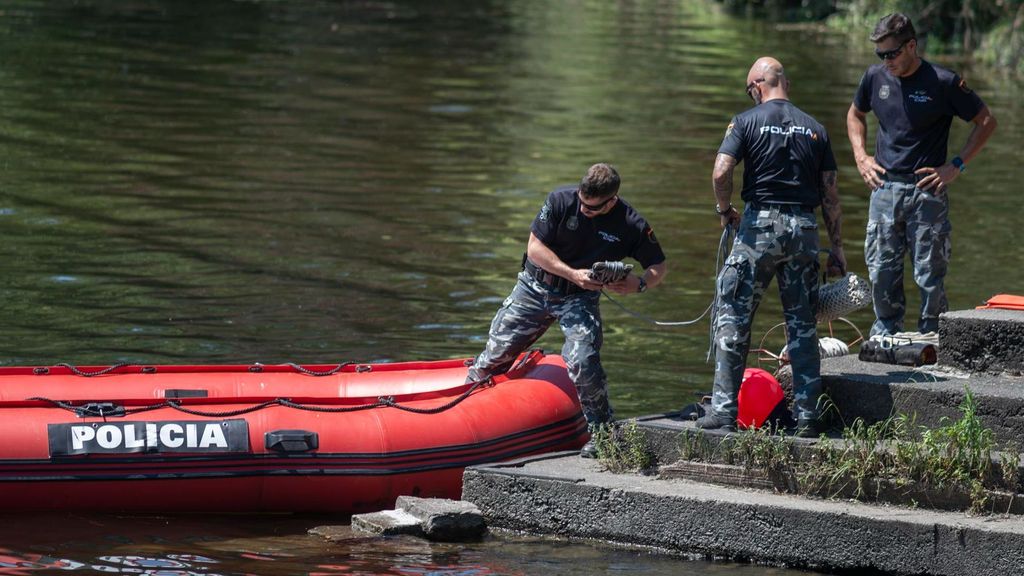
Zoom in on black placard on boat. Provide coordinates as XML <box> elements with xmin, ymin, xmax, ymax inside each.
<box><xmin>47</xmin><ymin>419</ymin><xmax>250</xmax><ymax>456</ymax></box>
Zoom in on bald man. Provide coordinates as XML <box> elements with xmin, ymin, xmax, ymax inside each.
<box><xmin>698</xmin><ymin>57</ymin><xmax>844</xmax><ymax>436</ymax></box>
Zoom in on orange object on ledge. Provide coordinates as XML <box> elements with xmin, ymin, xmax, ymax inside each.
<box><xmin>976</xmin><ymin>294</ymin><xmax>1024</xmax><ymax>310</ymax></box>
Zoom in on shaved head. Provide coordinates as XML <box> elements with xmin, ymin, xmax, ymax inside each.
<box><xmin>747</xmin><ymin>57</ymin><xmax>785</xmax><ymax>88</ymax></box>
<box><xmin>745</xmin><ymin>56</ymin><xmax>789</xmax><ymax>104</ymax></box>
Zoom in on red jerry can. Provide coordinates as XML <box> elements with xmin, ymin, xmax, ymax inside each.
<box><xmin>737</xmin><ymin>368</ymin><xmax>784</xmax><ymax>429</ymax></box>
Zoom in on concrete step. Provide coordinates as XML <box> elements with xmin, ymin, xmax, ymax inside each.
<box><xmin>939</xmin><ymin>309</ymin><xmax>1024</xmax><ymax>374</ymax></box>
<box><xmin>821</xmin><ymin>354</ymin><xmax>1024</xmax><ymax>447</ymax></box>
<box><xmin>463</xmin><ymin>453</ymin><xmax>1024</xmax><ymax>576</ymax></box>
<box><xmin>350</xmin><ymin>509</ymin><xmax>424</xmax><ymax>537</ymax></box>
<box><xmin>395</xmin><ymin>495</ymin><xmax>486</xmax><ymax>541</ymax></box>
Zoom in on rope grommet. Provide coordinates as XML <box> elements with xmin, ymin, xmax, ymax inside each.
<box><xmin>355</xmin><ymin>365</ymin><xmax>372</xmax><ymax>373</ymax></box>
<box><xmin>33</xmin><ymin>367</ymin><xmax>49</xmax><ymax>375</ymax></box>
<box><xmin>249</xmin><ymin>363</ymin><xmax>264</xmax><ymax>373</ymax></box>
<box><xmin>141</xmin><ymin>366</ymin><xmax>156</xmax><ymax>374</ymax></box>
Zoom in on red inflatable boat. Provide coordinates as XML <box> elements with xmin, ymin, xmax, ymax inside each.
<box><xmin>0</xmin><ymin>350</ymin><xmax>586</xmax><ymax>513</ymax></box>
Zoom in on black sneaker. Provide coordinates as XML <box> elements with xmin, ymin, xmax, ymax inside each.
<box><xmin>694</xmin><ymin>412</ymin><xmax>736</xmax><ymax>432</ymax></box>
<box><xmin>579</xmin><ymin>439</ymin><xmax>598</xmax><ymax>459</ymax></box>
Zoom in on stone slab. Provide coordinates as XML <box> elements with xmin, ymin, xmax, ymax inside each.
<box><xmin>350</xmin><ymin>509</ymin><xmax>424</xmax><ymax>537</ymax></box>
<box><xmin>396</xmin><ymin>495</ymin><xmax>486</xmax><ymax>541</ymax></box>
<box><xmin>939</xmin><ymin>309</ymin><xmax>1024</xmax><ymax>374</ymax></box>
<box><xmin>820</xmin><ymin>354</ymin><xmax>1024</xmax><ymax>447</ymax></box>
<box><xmin>463</xmin><ymin>453</ymin><xmax>1024</xmax><ymax>576</ymax></box>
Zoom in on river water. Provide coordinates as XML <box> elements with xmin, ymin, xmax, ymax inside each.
<box><xmin>0</xmin><ymin>0</ymin><xmax>1020</xmax><ymax>574</ymax></box>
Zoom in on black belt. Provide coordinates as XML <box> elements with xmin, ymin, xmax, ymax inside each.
<box><xmin>882</xmin><ymin>172</ymin><xmax>921</xmax><ymax>184</ymax></box>
<box><xmin>747</xmin><ymin>202</ymin><xmax>816</xmax><ymax>213</ymax></box>
<box><xmin>523</xmin><ymin>259</ymin><xmax>585</xmax><ymax>295</ymax></box>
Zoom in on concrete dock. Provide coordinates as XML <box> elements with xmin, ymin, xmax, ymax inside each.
<box><xmin>464</xmin><ymin>448</ymin><xmax>1024</xmax><ymax>575</ymax></box>
<box><xmin>461</xmin><ymin>308</ymin><xmax>1024</xmax><ymax>575</ymax></box>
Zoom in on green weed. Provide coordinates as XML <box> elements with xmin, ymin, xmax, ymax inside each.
<box><xmin>594</xmin><ymin>420</ymin><xmax>654</xmax><ymax>473</ymax></box>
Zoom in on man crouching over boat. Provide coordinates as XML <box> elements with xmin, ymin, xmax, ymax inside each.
<box><xmin>467</xmin><ymin>163</ymin><xmax>667</xmax><ymax>458</ymax></box>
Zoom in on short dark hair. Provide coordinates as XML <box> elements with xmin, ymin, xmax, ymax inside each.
<box><xmin>579</xmin><ymin>163</ymin><xmax>620</xmax><ymax>199</ymax></box>
<box><xmin>870</xmin><ymin>13</ymin><xmax>916</xmax><ymax>43</ymax></box>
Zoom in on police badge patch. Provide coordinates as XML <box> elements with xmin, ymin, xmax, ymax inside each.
<box><xmin>725</xmin><ymin>122</ymin><xmax>735</xmax><ymax>138</ymax></box>
<box><xmin>538</xmin><ymin>202</ymin><xmax>550</xmax><ymax>222</ymax></box>
<box><xmin>566</xmin><ymin>215</ymin><xmax>578</xmax><ymax>230</ymax></box>
<box><xmin>879</xmin><ymin>85</ymin><xmax>891</xmax><ymax>100</ymax></box>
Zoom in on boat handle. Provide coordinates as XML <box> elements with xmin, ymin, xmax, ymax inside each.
<box><xmin>265</xmin><ymin>429</ymin><xmax>319</xmax><ymax>453</ymax></box>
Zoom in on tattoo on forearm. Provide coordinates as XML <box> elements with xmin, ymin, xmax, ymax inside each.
<box><xmin>713</xmin><ymin>154</ymin><xmax>737</xmax><ymax>206</ymax></box>
<box><xmin>820</xmin><ymin>170</ymin><xmax>843</xmax><ymax>249</ymax></box>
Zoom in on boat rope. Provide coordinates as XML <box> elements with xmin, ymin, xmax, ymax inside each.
<box><xmin>282</xmin><ymin>363</ymin><xmax>352</xmax><ymax>376</ymax></box>
<box><xmin>25</xmin><ymin>375</ymin><xmax>497</xmax><ymax>418</ymax></box>
<box><xmin>34</xmin><ymin>362</ymin><xmax>360</xmax><ymax>377</ymax></box>
<box><xmin>55</xmin><ymin>362</ymin><xmax>140</xmax><ymax>377</ymax></box>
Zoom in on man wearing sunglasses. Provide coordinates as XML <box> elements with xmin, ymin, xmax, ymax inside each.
<box><xmin>466</xmin><ymin>163</ymin><xmax>667</xmax><ymax>457</ymax></box>
<box><xmin>847</xmin><ymin>13</ymin><xmax>997</xmax><ymax>337</ymax></box>
<box><xmin>699</xmin><ymin>57</ymin><xmax>844</xmax><ymax>436</ymax></box>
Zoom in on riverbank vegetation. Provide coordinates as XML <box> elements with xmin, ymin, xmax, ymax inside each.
<box><xmin>723</xmin><ymin>0</ymin><xmax>1024</xmax><ymax>75</ymax></box>
<box><xmin>598</xmin><ymin>388</ymin><xmax>1023</xmax><ymax>514</ymax></box>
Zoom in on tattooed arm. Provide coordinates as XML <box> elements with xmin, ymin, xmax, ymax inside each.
<box><xmin>712</xmin><ymin>153</ymin><xmax>741</xmax><ymax>228</ymax></box>
<box><xmin>819</xmin><ymin>169</ymin><xmax>846</xmax><ymax>276</ymax></box>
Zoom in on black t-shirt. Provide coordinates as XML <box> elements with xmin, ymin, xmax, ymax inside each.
<box><xmin>718</xmin><ymin>99</ymin><xmax>837</xmax><ymax>207</ymax></box>
<box><xmin>530</xmin><ymin>186</ymin><xmax>666</xmax><ymax>270</ymax></box>
<box><xmin>853</xmin><ymin>60</ymin><xmax>984</xmax><ymax>173</ymax></box>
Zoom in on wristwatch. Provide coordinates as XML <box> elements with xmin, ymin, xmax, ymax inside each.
<box><xmin>637</xmin><ymin>276</ymin><xmax>648</xmax><ymax>293</ymax></box>
<box><xmin>715</xmin><ymin>204</ymin><xmax>734</xmax><ymax>216</ymax></box>
<box><xmin>951</xmin><ymin>156</ymin><xmax>966</xmax><ymax>173</ymax></box>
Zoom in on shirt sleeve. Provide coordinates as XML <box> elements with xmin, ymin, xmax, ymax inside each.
<box><xmin>530</xmin><ymin>190</ymin><xmax>563</xmax><ymax>245</ymax></box>
<box><xmin>946</xmin><ymin>73</ymin><xmax>985</xmax><ymax>122</ymax></box>
<box><xmin>852</xmin><ymin>70</ymin><xmax>872</xmax><ymax>113</ymax></box>
<box><xmin>631</xmin><ymin>222</ymin><xmax>666</xmax><ymax>269</ymax></box>
<box><xmin>717</xmin><ymin>116</ymin><xmax>745</xmax><ymax>160</ymax></box>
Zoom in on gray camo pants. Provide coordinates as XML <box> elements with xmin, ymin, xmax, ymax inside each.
<box><xmin>467</xmin><ymin>272</ymin><xmax>611</xmax><ymax>426</ymax></box>
<box><xmin>865</xmin><ymin>181</ymin><xmax>951</xmax><ymax>336</ymax></box>
<box><xmin>711</xmin><ymin>204</ymin><xmax>822</xmax><ymax>421</ymax></box>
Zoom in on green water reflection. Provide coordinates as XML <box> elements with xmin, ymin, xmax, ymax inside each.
<box><xmin>0</xmin><ymin>1</ymin><xmax>1018</xmax><ymax>571</ymax></box>
<box><xmin>1</xmin><ymin>0</ymin><xmax>1021</xmax><ymax>417</ymax></box>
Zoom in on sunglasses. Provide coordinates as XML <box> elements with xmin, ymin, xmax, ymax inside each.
<box><xmin>875</xmin><ymin>39</ymin><xmax>911</xmax><ymax>60</ymax></box>
<box><xmin>745</xmin><ymin>78</ymin><xmax>765</xmax><ymax>102</ymax></box>
<box><xmin>579</xmin><ymin>193</ymin><xmax>616</xmax><ymax>212</ymax></box>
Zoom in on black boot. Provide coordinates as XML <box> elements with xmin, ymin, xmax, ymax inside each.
<box><xmin>579</xmin><ymin>439</ymin><xmax>598</xmax><ymax>459</ymax></box>
<box><xmin>694</xmin><ymin>412</ymin><xmax>736</xmax><ymax>432</ymax></box>
<box><xmin>791</xmin><ymin>417</ymin><xmax>824</xmax><ymax>438</ymax></box>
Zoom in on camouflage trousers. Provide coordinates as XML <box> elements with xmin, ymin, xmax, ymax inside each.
<box><xmin>711</xmin><ymin>204</ymin><xmax>821</xmax><ymax>421</ymax></box>
<box><xmin>467</xmin><ymin>272</ymin><xmax>612</xmax><ymax>426</ymax></box>
<box><xmin>865</xmin><ymin>180</ymin><xmax>951</xmax><ymax>336</ymax></box>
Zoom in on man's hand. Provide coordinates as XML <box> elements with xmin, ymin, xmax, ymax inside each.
<box><xmin>568</xmin><ymin>268</ymin><xmax>604</xmax><ymax>291</ymax></box>
<box><xmin>605</xmin><ymin>274</ymin><xmax>638</xmax><ymax>295</ymax></box>
<box><xmin>855</xmin><ymin>155</ymin><xmax>886</xmax><ymax>189</ymax></box>
<box><xmin>914</xmin><ymin>163</ymin><xmax>959</xmax><ymax>195</ymax></box>
<box><xmin>826</xmin><ymin>248</ymin><xmax>847</xmax><ymax>278</ymax></box>
<box><xmin>719</xmin><ymin>206</ymin><xmax>741</xmax><ymax>229</ymax></box>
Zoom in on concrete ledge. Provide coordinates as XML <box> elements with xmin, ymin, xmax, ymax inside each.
<box><xmin>463</xmin><ymin>454</ymin><xmax>1024</xmax><ymax>575</ymax></box>
<box><xmin>821</xmin><ymin>355</ymin><xmax>1024</xmax><ymax>447</ymax></box>
<box><xmin>940</xmin><ymin>309</ymin><xmax>1024</xmax><ymax>374</ymax></box>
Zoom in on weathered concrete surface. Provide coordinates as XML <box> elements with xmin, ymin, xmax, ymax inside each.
<box><xmin>940</xmin><ymin>309</ymin><xmax>1024</xmax><ymax>374</ymax></box>
<box><xmin>821</xmin><ymin>354</ymin><xmax>1024</xmax><ymax>447</ymax></box>
<box><xmin>396</xmin><ymin>495</ymin><xmax>486</xmax><ymax>541</ymax></box>
<box><xmin>351</xmin><ymin>509</ymin><xmax>424</xmax><ymax>536</ymax></box>
<box><xmin>463</xmin><ymin>453</ymin><xmax>1024</xmax><ymax>576</ymax></box>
